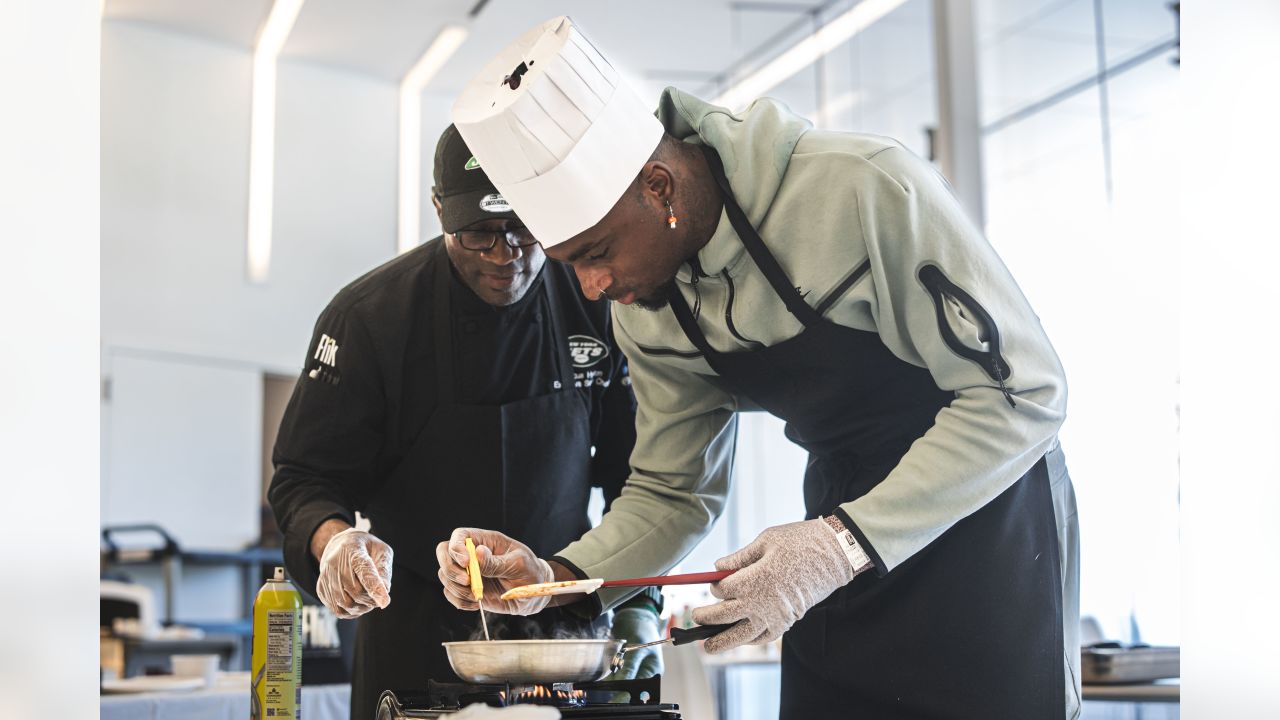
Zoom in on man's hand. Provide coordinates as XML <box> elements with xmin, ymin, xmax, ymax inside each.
<box><xmin>436</xmin><ymin>527</ymin><xmax>554</xmax><ymax>616</ymax></box>
<box><xmin>605</xmin><ymin>602</ymin><xmax>664</xmax><ymax>681</ymax></box>
<box><xmin>692</xmin><ymin>518</ymin><xmax>857</xmax><ymax>653</ymax></box>
<box><xmin>315</xmin><ymin>526</ymin><xmax>394</xmax><ymax>619</ymax></box>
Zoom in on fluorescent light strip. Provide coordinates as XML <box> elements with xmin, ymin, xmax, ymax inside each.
<box><xmin>714</xmin><ymin>0</ymin><xmax>910</xmax><ymax>111</ymax></box>
<box><xmin>247</xmin><ymin>0</ymin><xmax>305</xmax><ymax>283</ymax></box>
<box><xmin>398</xmin><ymin>25</ymin><xmax>469</xmax><ymax>255</ymax></box>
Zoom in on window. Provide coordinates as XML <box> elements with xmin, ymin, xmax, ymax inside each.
<box><xmin>977</xmin><ymin>0</ymin><xmax>1181</xmax><ymax>644</ymax></box>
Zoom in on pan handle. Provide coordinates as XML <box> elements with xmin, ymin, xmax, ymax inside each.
<box><xmin>669</xmin><ymin>623</ymin><xmax>736</xmax><ymax>646</ymax></box>
<box><xmin>611</xmin><ymin>622</ymin><xmax>741</xmax><ymax>675</ymax></box>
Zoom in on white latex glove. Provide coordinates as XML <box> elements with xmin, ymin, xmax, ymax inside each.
<box><xmin>436</xmin><ymin>527</ymin><xmax>553</xmax><ymax>616</ymax></box>
<box><xmin>316</xmin><ymin>528</ymin><xmax>393</xmax><ymax>619</ymax></box>
<box><xmin>692</xmin><ymin>518</ymin><xmax>856</xmax><ymax>653</ymax></box>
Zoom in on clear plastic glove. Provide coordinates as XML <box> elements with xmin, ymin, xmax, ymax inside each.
<box><xmin>316</xmin><ymin>528</ymin><xmax>393</xmax><ymax>620</ymax></box>
<box><xmin>605</xmin><ymin>604</ymin><xmax>665</xmax><ymax>681</ymax></box>
<box><xmin>692</xmin><ymin>518</ymin><xmax>854</xmax><ymax>653</ymax></box>
<box><xmin>436</xmin><ymin>527</ymin><xmax>553</xmax><ymax>616</ymax></box>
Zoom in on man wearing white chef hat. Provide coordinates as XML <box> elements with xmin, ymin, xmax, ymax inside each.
<box><xmin>440</xmin><ymin>16</ymin><xmax>1081</xmax><ymax>719</ymax></box>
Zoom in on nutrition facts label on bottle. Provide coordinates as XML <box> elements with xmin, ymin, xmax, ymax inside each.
<box><xmin>266</xmin><ymin>610</ymin><xmax>295</xmax><ymax>671</ymax></box>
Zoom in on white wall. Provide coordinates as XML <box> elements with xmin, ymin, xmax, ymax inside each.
<box><xmin>102</xmin><ymin>351</ymin><xmax>262</xmax><ymax>548</ymax></box>
<box><xmin>100</xmin><ymin>21</ymin><xmax>401</xmax><ymax>559</ymax></box>
<box><xmin>0</xmin><ymin>0</ymin><xmax>100</xmax><ymax>715</ymax></box>
<box><xmin>101</xmin><ymin>20</ymin><xmax>398</xmax><ymax>372</ymax></box>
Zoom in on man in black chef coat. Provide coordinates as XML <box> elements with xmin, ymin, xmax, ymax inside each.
<box><xmin>269</xmin><ymin>125</ymin><xmax>662</xmax><ymax>720</ymax></box>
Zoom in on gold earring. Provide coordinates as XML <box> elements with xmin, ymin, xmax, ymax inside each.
<box><xmin>666</xmin><ymin>200</ymin><xmax>678</xmax><ymax>230</ymax></box>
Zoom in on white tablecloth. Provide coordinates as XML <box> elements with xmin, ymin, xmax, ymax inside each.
<box><xmin>101</xmin><ymin>674</ymin><xmax>350</xmax><ymax>720</ymax></box>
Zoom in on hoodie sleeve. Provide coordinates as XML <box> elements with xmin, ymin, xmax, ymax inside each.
<box><xmin>587</xmin><ymin>314</ymin><xmax>638</xmax><ymax>501</ymax></box>
<box><xmin>552</xmin><ymin>309</ymin><xmax>739</xmax><ymax>612</ymax></box>
<box><xmin>835</xmin><ymin>145</ymin><xmax>1068</xmax><ymax>575</ymax></box>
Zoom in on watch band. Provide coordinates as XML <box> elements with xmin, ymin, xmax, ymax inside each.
<box><xmin>824</xmin><ymin>514</ymin><xmax>874</xmax><ymax>574</ymax></box>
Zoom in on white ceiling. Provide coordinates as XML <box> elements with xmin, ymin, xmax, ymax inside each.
<box><xmin>104</xmin><ymin>0</ymin><xmax>273</xmax><ymax>49</ymax></box>
<box><xmin>283</xmin><ymin>0</ymin><xmax>475</xmax><ymax>80</ymax></box>
<box><xmin>103</xmin><ymin>0</ymin><xmax>830</xmax><ymax>98</ymax></box>
<box><xmin>101</xmin><ymin>0</ymin><xmax>1168</xmax><ymax>134</ymax></box>
<box><xmin>101</xmin><ymin>0</ymin><xmax>1168</xmax><ymax>109</ymax></box>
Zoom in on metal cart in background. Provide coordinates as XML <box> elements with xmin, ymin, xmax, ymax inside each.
<box><xmin>100</xmin><ymin>524</ymin><xmax>285</xmax><ymax>672</ymax></box>
<box><xmin>100</xmin><ymin>524</ymin><xmax>352</xmax><ymax>681</ymax></box>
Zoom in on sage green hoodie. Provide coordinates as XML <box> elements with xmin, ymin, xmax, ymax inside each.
<box><xmin>554</xmin><ymin>87</ymin><xmax>1079</xmax><ymax>711</ymax></box>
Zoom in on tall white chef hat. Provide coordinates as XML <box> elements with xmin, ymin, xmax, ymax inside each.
<box><xmin>451</xmin><ymin>16</ymin><xmax>663</xmax><ymax>248</ymax></box>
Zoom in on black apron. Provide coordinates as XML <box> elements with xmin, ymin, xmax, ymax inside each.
<box><xmin>667</xmin><ymin>148</ymin><xmax>1064</xmax><ymax>719</ymax></box>
<box><xmin>352</xmin><ymin>244</ymin><xmax>604</xmax><ymax>720</ymax></box>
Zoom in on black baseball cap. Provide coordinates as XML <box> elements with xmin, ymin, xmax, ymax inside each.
<box><xmin>432</xmin><ymin>124</ymin><xmax>520</xmax><ymax>233</ymax></box>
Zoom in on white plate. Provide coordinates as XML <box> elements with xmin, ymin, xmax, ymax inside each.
<box><xmin>101</xmin><ymin>676</ymin><xmax>205</xmax><ymax>694</ymax></box>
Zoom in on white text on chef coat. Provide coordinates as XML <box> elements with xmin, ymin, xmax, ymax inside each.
<box><xmin>314</xmin><ymin>334</ymin><xmax>338</xmax><ymax>367</ymax></box>
<box><xmin>308</xmin><ymin>333</ymin><xmax>341</xmax><ymax>384</ymax></box>
<box><xmin>573</xmin><ymin>369</ymin><xmax>613</xmax><ymax>389</ymax></box>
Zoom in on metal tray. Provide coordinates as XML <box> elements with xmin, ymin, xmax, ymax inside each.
<box><xmin>1081</xmin><ymin>645</ymin><xmax>1180</xmax><ymax>684</ymax></box>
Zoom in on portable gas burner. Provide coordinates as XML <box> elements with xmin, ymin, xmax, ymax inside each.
<box><xmin>376</xmin><ymin>676</ymin><xmax>682</xmax><ymax>719</ymax></box>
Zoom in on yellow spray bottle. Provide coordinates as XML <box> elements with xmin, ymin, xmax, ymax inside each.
<box><xmin>251</xmin><ymin>567</ymin><xmax>302</xmax><ymax>720</ymax></box>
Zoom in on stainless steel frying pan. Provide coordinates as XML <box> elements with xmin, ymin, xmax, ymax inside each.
<box><xmin>442</xmin><ymin>624</ymin><xmax>732</xmax><ymax>684</ymax></box>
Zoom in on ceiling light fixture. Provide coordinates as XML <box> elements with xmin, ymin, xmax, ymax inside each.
<box><xmin>247</xmin><ymin>0</ymin><xmax>305</xmax><ymax>283</ymax></box>
<box><xmin>398</xmin><ymin>25</ymin><xmax>469</xmax><ymax>255</ymax></box>
<box><xmin>713</xmin><ymin>0</ymin><xmax>909</xmax><ymax>111</ymax></box>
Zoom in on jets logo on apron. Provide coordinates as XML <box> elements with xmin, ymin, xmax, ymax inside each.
<box><xmin>567</xmin><ymin>335</ymin><xmax>608</xmax><ymax>368</ymax></box>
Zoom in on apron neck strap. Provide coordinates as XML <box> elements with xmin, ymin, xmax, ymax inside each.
<box><xmin>669</xmin><ymin>288</ymin><xmax>716</xmax><ymax>360</ymax></box>
<box><xmin>700</xmin><ymin>145</ymin><xmax>822</xmax><ymax>328</ymax></box>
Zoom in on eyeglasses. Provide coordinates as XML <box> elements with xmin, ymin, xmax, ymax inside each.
<box><xmin>454</xmin><ymin>226</ymin><xmax>537</xmax><ymax>252</ymax></box>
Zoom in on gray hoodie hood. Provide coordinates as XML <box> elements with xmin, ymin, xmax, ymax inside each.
<box><xmin>656</xmin><ymin>88</ymin><xmax>811</xmax><ymax>275</ymax></box>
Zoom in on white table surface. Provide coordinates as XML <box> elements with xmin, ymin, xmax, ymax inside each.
<box><xmin>101</xmin><ymin>672</ymin><xmax>350</xmax><ymax>720</ymax></box>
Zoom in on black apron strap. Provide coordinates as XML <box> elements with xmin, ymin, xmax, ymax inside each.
<box><xmin>668</xmin><ymin>289</ymin><xmax>716</xmax><ymax>359</ymax></box>
<box><xmin>700</xmin><ymin>145</ymin><xmax>823</xmax><ymax>327</ymax></box>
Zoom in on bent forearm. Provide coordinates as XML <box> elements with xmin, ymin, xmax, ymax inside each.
<box><xmin>310</xmin><ymin>518</ymin><xmax>353</xmax><ymax>562</ymax></box>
